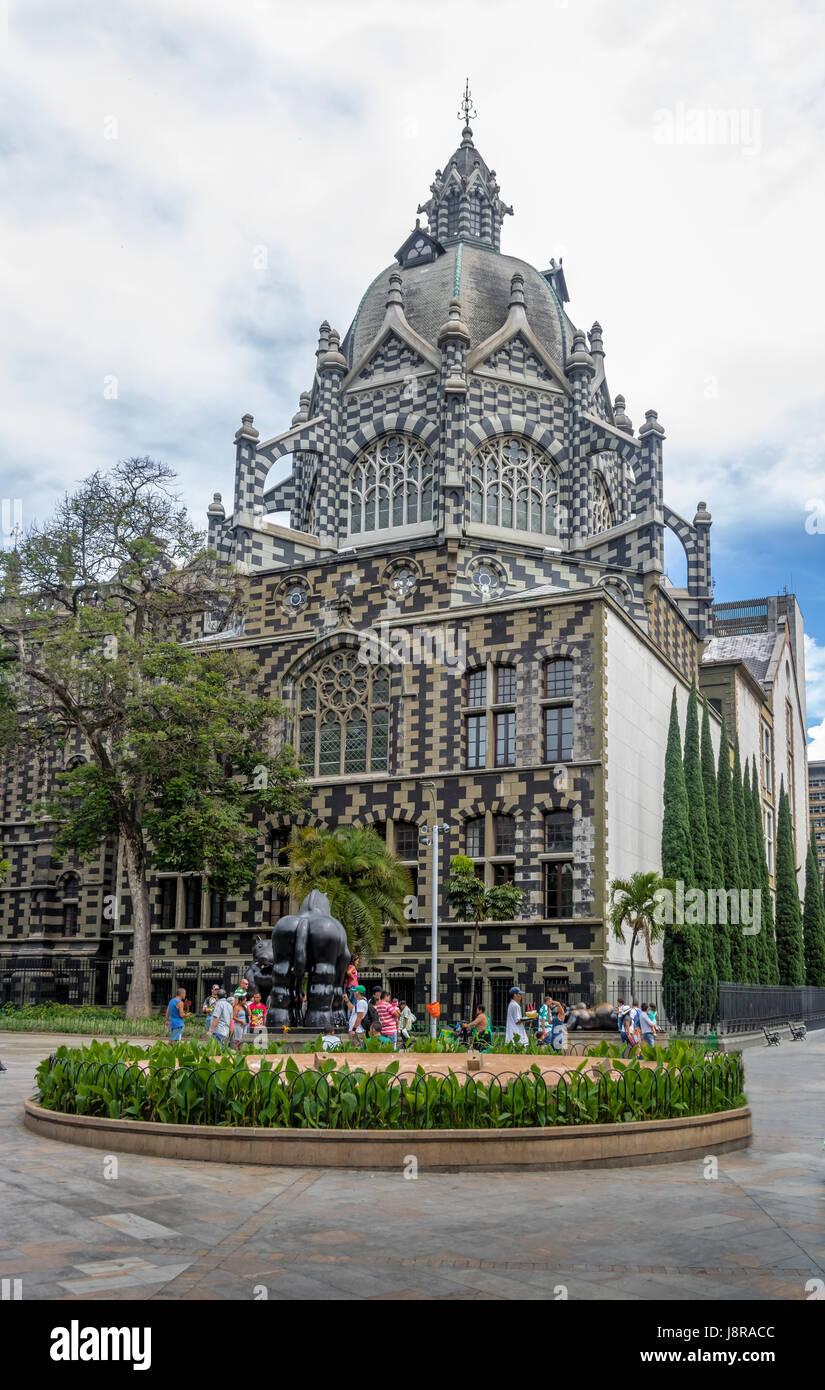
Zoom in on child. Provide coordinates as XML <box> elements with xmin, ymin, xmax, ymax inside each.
<box><xmin>249</xmin><ymin>991</ymin><xmax>266</xmax><ymax>1032</ymax></box>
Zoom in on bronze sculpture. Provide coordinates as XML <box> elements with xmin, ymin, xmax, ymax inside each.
<box><xmin>264</xmin><ymin>889</ymin><xmax>350</xmax><ymax>1029</ymax></box>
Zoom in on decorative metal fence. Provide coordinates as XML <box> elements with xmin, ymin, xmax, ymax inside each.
<box><xmin>606</xmin><ymin>981</ymin><xmax>825</xmax><ymax>1034</ymax></box>
<box><xmin>0</xmin><ymin>957</ymin><xmax>240</xmax><ymax>1011</ymax></box>
<box><xmin>38</xmin><ymin>1054</ymin><xmax>746</xmax><ymax>1129</ymax></box>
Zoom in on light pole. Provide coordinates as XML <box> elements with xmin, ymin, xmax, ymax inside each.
<box><xmin>420</xmin><ymin>782</ymin><xmax>449</xmax><ymax>1039</ymax></box>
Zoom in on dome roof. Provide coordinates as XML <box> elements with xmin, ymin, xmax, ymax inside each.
<box><xmin>343</xmin><ymin>243</ymin><xmax>568</xmax><ymax>370</ymax></box>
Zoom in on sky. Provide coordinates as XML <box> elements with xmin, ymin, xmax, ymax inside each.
<box><xmin>1</xmin><ymin>0</ymin><xmax>824</xmax><ymax>753</ymax></box>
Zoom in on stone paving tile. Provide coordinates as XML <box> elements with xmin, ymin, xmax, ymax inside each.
<box><xmin>2</xmin><ymin>1029</ymin><xmax>825</xmax><ymax>1301</ymax></box>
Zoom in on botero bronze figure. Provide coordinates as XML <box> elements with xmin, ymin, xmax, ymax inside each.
<box><xmin>253</xmin><ymin>889</ymin><xmax>350</xmax><ymax>1030</ymax></box>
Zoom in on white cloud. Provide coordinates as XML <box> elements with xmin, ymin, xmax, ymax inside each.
<box><xmin>2</xmin><ymin>0</ymin><xmax>825</xmax><ymax>560</ymax></box>
<box><xmin>808</xmin><ymin>719</ymin><xmax>825</xmax><ymax>761</ymax></box>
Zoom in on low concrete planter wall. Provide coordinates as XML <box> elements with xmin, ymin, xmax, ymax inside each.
<box><xmin>23</xmin><ymin>1100</ymin><xmax>751</xmax><ymax>1171</ymax></box>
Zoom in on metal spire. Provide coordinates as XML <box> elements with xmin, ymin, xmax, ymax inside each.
<box><xmin>457</xmin><ymin>78</ymin><xmax>477</xmax><ymax>127</ymax></box>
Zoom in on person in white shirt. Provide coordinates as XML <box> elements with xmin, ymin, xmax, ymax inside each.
<box><xmin>348</xmin><ymin>986</ymin><xmax>368</xmax><ymax>1043</ymax></box>
<box><xmin>321</xmin><ymin>1026</ymin><xmax>341</xmax><ymax>1050</ymax></box>
<box><xmin>397</xmin><ymin>1001</ymin><xmax>415</xmax><ymax>1047</ymax></box>
<box><xmin>206</xmin><ymin>989</ymin><xmax>234</xmax><ymax>1049</ymax></box>
<box><xmin>505</xmin><ymin>986</ymin><xmax>529</xmax><ymax>1045</ymax></box>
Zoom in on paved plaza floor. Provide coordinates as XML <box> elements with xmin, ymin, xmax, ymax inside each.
<box><xmin>0</xmin><ymin>1031</ymin><xmax>823</xmax><ymax>1301</ymax></box>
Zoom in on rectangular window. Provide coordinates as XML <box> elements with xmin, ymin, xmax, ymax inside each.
<box><xmin>159</xmin><ymin>878</ymin><xmax>177</xmax><ymax>931</ymax></box>
<box><xmin>545</xmin><ymin>660</ymin><xmax>573</xmax><ymax>698</ymax></box>
<box><xmin>467</xmin><ymin>670</ymin><xmax>486</xmax><ymax>706</ymax></box>
<box><xmin>495</xmin><ymin>666</ymin><xmax>516</xmax><ymax>703</ymax></box>
<box><xmin>465</xmin><ymin>820</ymin><xmax>484</xmax><ymax>858</ymax></box>
<box><xmin>494</xmin><ymin>711</ymin><xmax>516</xmax><ymax>766</ymax></box>
<box><xmin>544</xmin><ymin>705</ymin><xmax>573</xmax><ymax>762</ymax></box>
<box><xmin>761</xmin><ymin>724</ymin><xmax>772</xmax><ymax>793</ymax></box>
<box><xmin>396</xmin><ymin>823</ymin><xmax>419</xmax><ymax>859</ymax></box>
<box><xmin>466</xmin><ymin>714</ymin><xmax>487</xmax><ymax>768</ymax></box>
<box><xmin>209</xmin><ymin>892</ymin><xmax>226</xmax><ymax>931</ymax></box>
<box><xmin>545</xmin><ymin>812</ymin><xmax>574</xmax><ymax>851</ymax></box>
<box><xmin>493</xmin><ymin>862</ymin><xmax>515</xmax><ymax>886</ymax></box>
<box><xmin>62</xmin><ymin>902</ymin><xmax>79</xmax><ymax>937</ymax></box>
<box><xmin>494</xmin><ymin>815</ymin><xmax>516</xmax><ymax>855</ymax></box>
<box><xmin>764</xmin><ymin>808</ymin><xmax>774</xmax><ymax>875</ymax></box>
<box><xmin>184</xmin><ymin>877</ymin><xmax>202</xmax><ymax>931</ymax></box>
<box><xmin>544</xmin><ymin>861</ymin><xmax>573</xmax><ymax>918</ymax></box>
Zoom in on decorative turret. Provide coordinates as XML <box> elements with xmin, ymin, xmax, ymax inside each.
<box><xmin>291</xmin><ymin>390</ymin><xmax>312</xmax><ymax>426</ymax></box>
<box><xmin>416</xmin><ymin>81</ymin><xmax>513</xmax><ymax>251</ymax></box>
<box><xmin>613</xmin><ymin>394</ymin><xmax>633</xmax><ymax>435</ymax></box>
<box><xmin>566</xmin><ymin>329</ymin><xmax>595</xmax><ymax>378</ymax></box>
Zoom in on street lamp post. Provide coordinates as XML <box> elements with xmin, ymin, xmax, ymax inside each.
<box><xmin>420</xmin><ymin>784</ymin><xmax>449</xmax><ymax>1039</ymax></box>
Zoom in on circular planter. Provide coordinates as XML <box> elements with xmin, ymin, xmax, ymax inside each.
<box><xmin>23</xmin><ymin>1100</ymin><xmax>751</xmax><ymax>1171</ymax></box>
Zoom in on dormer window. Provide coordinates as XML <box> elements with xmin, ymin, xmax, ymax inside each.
<box><xmin>394</xmin><ymin>227</ymin><xmax>444</xmax><ymax>269</ymax></box>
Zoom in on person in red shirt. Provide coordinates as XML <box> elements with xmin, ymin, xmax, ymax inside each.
<box><xmin>374</xmin><ymin>991</ymin><xmax>399</xmax><ymax>1049</ymax></box>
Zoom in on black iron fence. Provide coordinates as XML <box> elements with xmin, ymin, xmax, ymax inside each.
<box><xmin>0</xmin><ymin>957</ymin><xmax>244</xmax><ymax>1012</ymax></box>
<box><xmin>606</xmin><ymin>981</ymin><xmax>825</xmax><ymax>1035</ymax></box>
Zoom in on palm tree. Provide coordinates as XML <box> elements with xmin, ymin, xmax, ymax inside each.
<box><xmin>608</xmin><ymin>871</ymin><xmax>673</xmax><ymax>1002</ymax></box>
<box><xmin>259</xmin><ymin>825</ymin><xmax>413</xmax><ymax>959</ymax></box>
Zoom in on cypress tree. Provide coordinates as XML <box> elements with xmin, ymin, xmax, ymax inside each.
<box><xmin>716</xmin><ymin>715</ymin><xmax>743</xmax><ymax>981</ymax></box>
<box><xmin>701</xmin><ymin>696</ymin><xmax>725</xmax><ymax>886</ymax></box>
<box><xmin>701</xmin><ymin>696</ymin><xmax>730</xmax><ymax>981</ymax></box>
<box><xmin>774</xmin><ymin>784</ymin><xmax>805</xmax><ymax>986</ymax></box>
<box><xmin>750</xmin><ymin>764</ymin><xmax>779</xmax><ymax>985</ymax></box>
<box><xmin>682</xmin><ymin>680</ymin><xmax>716</xmax><ymax>1015</ymax></box>
<box><xmin>742</xmin><ymin>761</ymin><xmax>766</xmax><ymax>983</ymax></box>
<box><xmin>730</xmin><ymin>735</ymin><xmax>750</xmax><ymax>981</ymax></box>
<box><xmin>661</xmin><ymin>688</ymin><xmax>701</xmax><ymax>1026</ymax></box>
<box><xmin>802</xmin><ymin>834</ymin><xmax>825</xmax><ymax>987</ymax></box>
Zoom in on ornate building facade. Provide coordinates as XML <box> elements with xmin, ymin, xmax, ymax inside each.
<box><xmin>0</xmin><ymin>104</ymin><xmax>810</xmax><ymax>1018</ymax></box>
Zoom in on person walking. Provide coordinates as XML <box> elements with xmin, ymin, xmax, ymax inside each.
<box><xmin>348</xmin><ymin>985</ymin><xmax>369</xmax><ymax>1044</ymax></box>
<box><xmin>363</xmin><ymin>986</ymin><xmax>383</xmax><ymax>1039</ymax></box>
<box><xmin>207</xmin><ymin>988</ymin><xmax>233</xmax><ymax>1049</ymax></box>
<box><xmin>397</xmin><ymin>1000</ymin><xmax>415</xmax><ymax>1048</ymax></box>
<box><xmin>166</xmin><ymin>988</ymin><xmax>187</xmax><ymax>1044</ymax></box>
<box><xmin>638</xmin><ymin>1002</ymin><xmax>658</xmax><ymax>1050</ymax></box>
<box><xmin>375</xmin><ymin>991</ymin><xmax>399</xmax><ymax>1049</ymax></box>
<box><xmin>505</xmin><ymin>986</ymin><xmax>529</xmax><ymax>1046</ymax></box>
<box><xmin>202</xmin><ymin>984</ymin><xmax>220</xmax><ymax>1023</ymax></box>
<box><xmin>619</xmin><ymin>1004</ymin><xmax>641</xmax><ymax>1057</ymax></box>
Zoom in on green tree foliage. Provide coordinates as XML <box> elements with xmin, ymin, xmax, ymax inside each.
<box><xmin>802</xmin><ymin>834</ymin><xmax>825</xmax><ymax>987</ymax></box>
<box><xmin>608</xmin><ymin>871</ymin><xmax>671</xmax><ymax>1002</ymax></box>
<box><xmin>661</xmin><ymin>689</ymin><xmax>701</xmax><ymax>1024</ymax></box>
<box><xmin>261</xmin><ymin>825</ymin><xmax>413</xmax><ymax>960</ymax></box>
<box><xmin>729</xmin><ymin>735</ymin><xmax>751</xmax><ymax>982</ymax></box>
<box><xmin>716</xmin><ymin>716</ymin><xmax>743</xmax><ymax>981</ymax></box>
<box><xmin>682</xmin><ymin>680</ymin><xmax>717</xmax><ymax>1007</ymax></box>
<box><xmin>741</xmin><ymin>761</ymin><xmax>763</xmax><ymax>983</ymax></box>
<box><xmin>700</xmin><ymin>696</ymin><xmax>725</xmax><ymax>887</ymax></box>
<box><xmin>0</xmin><ymin>459</ymin><xmax>307</xmax><ymax>1016</ymax></box>
<box><xmin>700</xmin><ymin>697</ymin><xmax>730</xmax><ymax>982</ymax></box>
<box><xmin>774</xmin><ymin>785</ymin><xmax>805</xmax><ymax>986</ymax></box>
<box><xmin>749</xmin><ymin>760</ymin><xmax>779</xmax><ymax>985</ymax></box>
<box><xmin>445</xmin><ymin>854</ymin><xmax>524</xmax><ymax>1017</ymax></box>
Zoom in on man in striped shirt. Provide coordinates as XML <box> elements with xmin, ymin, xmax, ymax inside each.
<box><xmin>375</xmin><ymin>992</ymin><xmax>400</xmax><ymax>1049</ymax></box>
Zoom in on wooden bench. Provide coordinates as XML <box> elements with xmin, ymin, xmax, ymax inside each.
<box><xmin>788</xmin><ymin>1020</ymin><xmax>807</xmax><ymax>1041</ymax></box>
<box><xmin>762</xmin><ymin>1025</ymin><xmax>781</xmax><ymax>1046</ymax></box>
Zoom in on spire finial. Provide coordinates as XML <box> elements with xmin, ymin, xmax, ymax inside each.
<box><xmin>458</xmin><ymin>78</ymin><xmax>477</xmax><ymax>128</ymax></box>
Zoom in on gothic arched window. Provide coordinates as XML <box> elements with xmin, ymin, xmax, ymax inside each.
<box><xmin>348</xmin><ymin>434</ymin><xmax>433</xmax><ymax>537</ymax></box>
<box><xmin>591</xmin><ymin>473</ymin><xmax>614</xmax><ymax>535</ymax></box>
<box><xmin>298</xmin><ymin>650</ymin><xmax>391</xmax><ymax>777</ymax></box>
<box><xmin>468</xmin><ymin>191</ymin><xmax>483</xmax><ymax>237</ymax></box>
<box><xmin>446</xmin><ymin>189</ymin><xmax>460</xmax><ymax>236</ymax></box>
<box><xmin>470</xmin><ymin>436</ymin><xmax>559</xmax><ymax>536</ymax></box>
